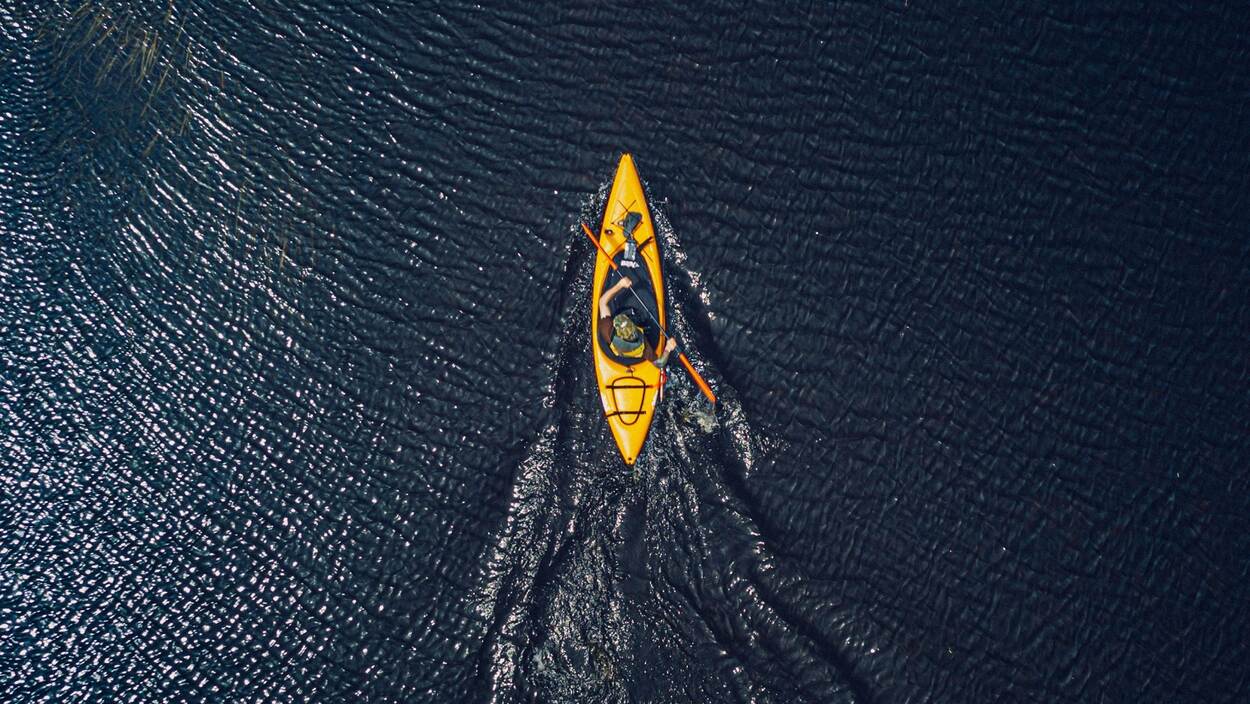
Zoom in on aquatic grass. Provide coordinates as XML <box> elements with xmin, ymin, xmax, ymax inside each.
<box><xmin>40</xmin><ymin>0</ymin><xmax>204</xmax><ymax>152</ymax></box>
<box><xmin>141</xmin><ymin>61</ymin><xmax>172</xmax><ymax>117</ymax></box>
<box><xmin>38</xmin><ymin>1</ymin><xmax>306</xmax><ymax>282</ymax></box>
<box><xmin>141</xmin><ymin>129</ymin><xmax>161</xmax><ymax>159</ymax></box>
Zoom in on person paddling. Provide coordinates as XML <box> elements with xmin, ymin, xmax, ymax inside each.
<box><xmin>598</xmin><ymin>277</ymin><xmax>677</xmax><ymax>366</ymax></box>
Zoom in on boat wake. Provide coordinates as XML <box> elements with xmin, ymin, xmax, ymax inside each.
<box><xmin>473</xmin><ymin>191</ymin><xmax>873</xmax><ymax>703</ymax></box>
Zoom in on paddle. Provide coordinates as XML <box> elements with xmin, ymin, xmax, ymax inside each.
<box><xmin>582</xmin><ymin>222</ymin><xmax>718</xmax><ymax>407</ymax></box>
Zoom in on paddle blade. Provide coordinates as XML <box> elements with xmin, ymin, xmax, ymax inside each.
<box><xmin>581</xmin><ymin>222</ymin><xmax>619</xmax><ymax>272</ymax></box>
<box><xmin>677</xmin><ymin>352</ymin><xmax>717</xmax><ymax>406</ymax></box>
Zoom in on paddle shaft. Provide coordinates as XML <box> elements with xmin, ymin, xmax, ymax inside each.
<box><xmin>582</xmin><ymin>223</ymin><xmax>718</xmax><ymax>406</ymax></box>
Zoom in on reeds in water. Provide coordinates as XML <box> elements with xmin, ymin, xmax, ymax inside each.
<box><xmin>43</xmin><ymin>0</ymin><xmax>204</xmax><ymax>161</ymax></box>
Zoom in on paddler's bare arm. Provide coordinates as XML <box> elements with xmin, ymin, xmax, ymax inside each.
<box><xmin>598</xmin><ymin>277</ymin><xmax>632</xmax><ymax>318</ymax></box>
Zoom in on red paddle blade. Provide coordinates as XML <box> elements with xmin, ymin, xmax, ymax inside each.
<box><xmin>581</xmin><ymin>222</ymin><xmax>619</xmax><ymax>272</ymax></box>
<box><xmin>678</xmin><ymin>353</ymin><xmax>717</xmax><ymax>406</ymax></box>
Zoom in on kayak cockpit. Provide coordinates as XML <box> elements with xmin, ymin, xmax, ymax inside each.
<box><xmin>598</xmin><ymin>249</ymin><xmax>662</xmax><ymax>365</ymax></box>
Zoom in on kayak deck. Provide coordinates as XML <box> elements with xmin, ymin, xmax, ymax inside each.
<box><xmin>591</xmin><ymin>154</ymin><xmax>666</xmax><ymax>466</ymax></box>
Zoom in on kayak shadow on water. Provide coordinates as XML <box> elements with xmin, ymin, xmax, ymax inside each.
<box><xmin>476</xmin><ymin>195</ymin><xmax>859</xmax><ymax>703</ymax></box>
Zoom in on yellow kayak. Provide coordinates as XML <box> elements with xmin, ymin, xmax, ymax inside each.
<box><xmin>591</xmin><ymin>154</ymin><xmax>667</xmax><ymax>466</ymax></box>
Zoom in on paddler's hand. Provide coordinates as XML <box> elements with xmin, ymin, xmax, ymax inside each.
<box><xmin>655</xmin><ymin>338</ymin><xmax>678</xmax><ymax>368</ymax></box>
<box><xmin>600</xmin><ymin>276</ymin><xmax>633</xmax><ymax>316</ymax></box>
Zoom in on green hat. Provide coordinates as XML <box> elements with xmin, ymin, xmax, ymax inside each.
<box><xmin>612</xmin><ymin>313</ymin><xmax>640</xmax><ymax>342</ymax></box>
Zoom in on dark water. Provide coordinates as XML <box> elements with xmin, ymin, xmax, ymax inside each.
<box><xmin>3</xmin><ymin>1</ymin><xmax>1249</xmax><ymax>701</ymax></box>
